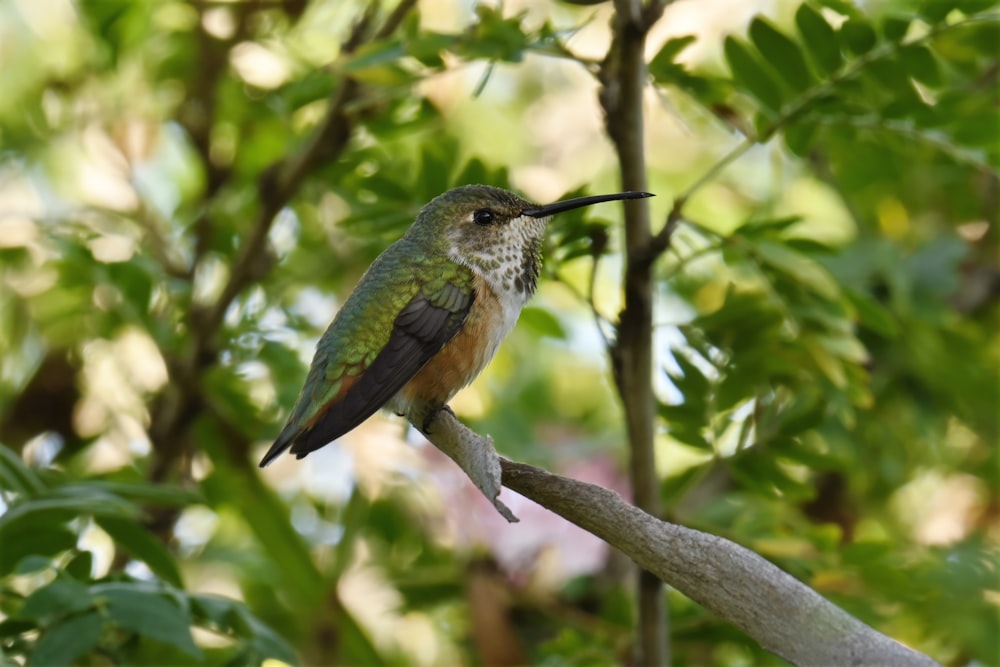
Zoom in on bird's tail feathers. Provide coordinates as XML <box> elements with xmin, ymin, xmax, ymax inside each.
<box><xmin>258</xmin><ymin>424</ymin><xmax>300</xmax><ymax>468</ymax></box>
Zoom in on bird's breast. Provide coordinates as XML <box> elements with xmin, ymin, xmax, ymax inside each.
<box><xmin>398</xmin><ymin>274</ymin><xmax>524</xmax><ymax>408</ymax></box>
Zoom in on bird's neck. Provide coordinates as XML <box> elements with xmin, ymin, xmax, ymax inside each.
<box><xmin>451</xmin><ymin>236</ymin><xmax>542</xmax><ymax>305</ymax></box>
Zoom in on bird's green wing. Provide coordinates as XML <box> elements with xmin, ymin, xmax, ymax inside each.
<box><xmin>259</xmin><ymin>256</ymin><xmax>474</xmax><ymax>466</ymax></box>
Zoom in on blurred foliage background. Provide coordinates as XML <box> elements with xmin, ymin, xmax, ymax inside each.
<box><xmin>0</xmin><ymin>0</ymin><xmax>997</xmax><ymax>665</ymax></box>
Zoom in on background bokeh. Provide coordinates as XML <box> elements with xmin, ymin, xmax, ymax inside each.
<box><xmin>1</xmin><ymin>0</ymin><xmax>997</xmax><ymax>665</ymax></box>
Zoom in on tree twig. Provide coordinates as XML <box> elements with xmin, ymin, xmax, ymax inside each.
<box><xmin>599</xmin><ymin>1</ymin><xmax>670</xmax><ymax>663</ymax></box>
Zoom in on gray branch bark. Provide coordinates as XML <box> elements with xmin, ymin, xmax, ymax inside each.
<box><xmin>499</xmin><ymin>459</ymin><xmax>941</xmax><ymax>667</ymax></box>
<box><xmin>600</xmin><ymin>1</ymin><xmax>670</xmax><ymax>663</ymax></box>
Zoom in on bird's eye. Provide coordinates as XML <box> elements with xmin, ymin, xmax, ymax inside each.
<box><xmin>473</xmin><ymin>209</ymin><xmax>495</xmax><ymax>226</ymax></box>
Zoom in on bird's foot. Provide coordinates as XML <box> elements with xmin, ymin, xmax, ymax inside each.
<box><xmin>421</xmin><ymin>405</ymin><xmax>454</xmax><ymax>435</ymax></box>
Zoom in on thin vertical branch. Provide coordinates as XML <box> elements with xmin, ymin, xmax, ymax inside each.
<box><xmin>599</xmin><ymin>1</ymin><xmax>668</xmax><ymax>664</ymax></box>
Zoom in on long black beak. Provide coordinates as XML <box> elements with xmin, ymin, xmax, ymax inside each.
<box><xmin>522</xmin><ymin>191</ymin><xmax>654</xmax><ymax>218</ymax></box>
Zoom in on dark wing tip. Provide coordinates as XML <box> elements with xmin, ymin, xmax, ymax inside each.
<box><xmin>258</xmin><ymin>429</ymin><xmax>297</xmax><ymax>468</ymax></box>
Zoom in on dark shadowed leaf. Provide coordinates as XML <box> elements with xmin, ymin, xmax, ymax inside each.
<box><xmin>94</xmin><ymin>584</ymin><xmax>202</xmax><ymax>659</ymax></box>
<box><xmin>20</xmin><ymin>578</ymin><xmax>94</xmax><ymax>620</ymax></box>
<box><xmin>96</xmin><ymin>517</ymin><xmax>184</xmax><ymax>587</ymax></box>
<box><xmin>881</xmin><ymin>15</ymin><xmax>911</xmax><ymax>41</ymax></box>
<box><xmin>64</xmin><ymin>551</ymin><xmax>94</xmax><ymax>581</ymax></box>
<box><xmin>0</xmin><ymin>523</ymin><xmax>76</xmax><ymax>576</ymax></box>
<box><xmin>919</xmin><ymin>0</ymin><xmax>957</xmax><ymax>22</ymax></box>
<box><xmin>900</xmin><ymin>45</ymin><xmax>943</xmax><ymax>87</ymax></box>
<box><xmin>752</xmin><ymin>240</ymin><xmax>841</xmax><ymax>300</ymax></box>
<box><xmin>844</xmin><ymin>288</ymin><xmax>899</xmax><ymax>338</ymax></box>
<box><xmin>783</xmin><ymin>122</ymin><xmax>818</xmax><ymax>156</ymax></box>
<box><xmin>27</xmin><ymin>611</ymin><xmax>103</xmax><ymax>667</ymax></box>
<box><xmin>0</xmin><ymin>445</ymin><xmax>46</xmax><ymax>496</ymax></box>
<box><xmin>838</xmin><ymin>18</ymin><xmax>878</xmax><ymax>54</ymax></box>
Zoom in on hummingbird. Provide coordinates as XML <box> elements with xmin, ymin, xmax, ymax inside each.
<box><xmin>259</xmin><ymin>184</ymin><xmax>653</xmax><ymax>467</ymax></box>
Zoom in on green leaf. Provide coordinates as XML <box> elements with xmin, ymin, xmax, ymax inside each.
<box><xmin>866</xmin><ymin>58</ymin><xmax>921</xmax><ymax>102</ymax></box>
<box><xmin>802</xmin><ymin>336</ymin><xmax>848</xmax><ymax>387</ymax></box>
<box><xmin>96</xmin><ymin>517</ymin><xmax>184</xmax><ymax>587</ymax></box>
<box><xmin>839</xmin><ymin>18</ymin><xmax>878</xmax><ymax>55</ymax></box>
<box><xmin>783</xmin><ymin>122</ymin><xmax>818</xmax><ymax>157</ymax></box>
<box><xmin>95</xmin><ymin>585</ymin><xmax>202</xmax><ymax>659</ymax></box>
<box><xmin>748</xmin><ymin>17</ymin><xmax>816</xmax><ymax>92</ymax></box>
<box><xmin>340</xmin><ymin>40</ymin><xmax>407</xmax><ymax>74</ymax></box>
<box><xmin>0</xmin><ymin>445</ymin><xmax>46</xmax><ymax>496</ymax></box>
<box><xmin>844</xmin><ymin>288</ymin><xmax>899</xmax><ymax>338</ymax></box>
<box><xmin>519</xmin><ymin>307</ymin><xmax>566</xmax><ymax>339</ymax></box>
<box><xmin>919</xmin><ymin>0</ymin><xmax>956</xmax><ymax>22</ymax></box>
<box><xmin>666</xmin><ymin>353</ymin><xmax>712</xmax><ymax>403</ymax></box>
<box><xmin>752</xmin><ymin>240</ymin><xmax>841</xmax><ymax>300</ymax></box>
<box><xmin>724</xmin><ymin>36</ymin><xmax>785</xmax><ymax>112</ymax></box>
<box><xmin>649</xmin><ymin>35</ymin><xmax>712</xmax><ymax>92</ymax></box>
<box><xmin>658</xmin><ymin>404</ymin><xmax>712</xmax><ymax>450</ymax></box>
<box><xmin>881</xmin><ymin>15</ymin><xmax>911</xmax><ymax>41</ymax></box>
<box><xmin>27</xmin><ymin>611</ymin><xmax>103</xmax><ymax>667</ymax></box>
<box><xmin>814</xmin><ymin>0</ymin><xmax>863</xmax><ymax>18</ymax></box>
<box><xmin>190</xmin><ymin>594</ymin><xmax>238</xmax><ymax>628</ymax></box>
<box><xmin>464</xmin><ymin>5</ymin><xmax>531</xmax><ymax>63</ymax></box>
<box><xmin>0</xmin><ymin>489</ymin><xmax>139</xmax><ymax>535</ymax></box>
<box><xmin>15</xmin><ymin>555</ymin><xmax>55</xmax><ymax>575</ymax></box>
<box><xmin>64</xmin><ymin>551</ymin><xmax>94</xmax><ymax>581</ymax></box>
<box><xmin>649</xmin><ymin>35</ymin><xmax>698</xmax><ymax>79</ymax></box>
<box><xmin>0</xmin><ymin>522</ymin><xmax>76</xmax><ymax>576</ymax></box>
<box><xmin>774</xmin><ymin>389</ymin><xmax>828</xmax><ymax>437</ymax></box>
<box><xmin>20</xmin><ymin>579</ymin><xmax>95</xmax><ymax>620</ymax></box>
<box><xmin>957</xmin><ymin>0</ymin><xmax>999</xmax><ymax>10</ymax></box>
<box><xmin>406</xmin><ymin>30</ymin><xmax>455</xmax><ymax>68</ymax></box>
<box><xmin>314</xmin><ymin>599</ymin><xmax>385</xmax><ymax>666</ymax></box>
<box><xmin>0</xmin><ymin>617</ymin><xmax>35</xmax><ymax>640</ymax></box>
<box><xmin>233</xmin><ymin>606</ymin><xmax>299</xmax><ymax>665</ymax></box>
<box><xmin>795</xmin><ymin>4</ymin><xmax>843</xmax><ymax>75</ymax></box>
<box><xmin>814</xmin><ymin>333</ymin><xmax>869</xmax><ymax>363</ymax></box>
<box><xmin>739</xmin><ymin>216</ymin><xmax>804</xmax><ymax>236</ymax></box>
<box><xmin>900</xmin><ymin>45</ymin><xmax>943</xmax><ymax>87</ymax></box>
<box><xmin>279</xmin><ymin>69</ymin><xmax>338</xmax><ymax>111</ymax></box>
<box><xmin>88</xmin><ymin>480</ymin><xmax>201</xmax><ymax>507</ymax></box>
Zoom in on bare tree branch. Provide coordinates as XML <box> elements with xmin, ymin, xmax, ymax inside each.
<box><xmin>499</xmin><ymin>459</ymin><xmax>941</xmax><ymax>667</ymax></box>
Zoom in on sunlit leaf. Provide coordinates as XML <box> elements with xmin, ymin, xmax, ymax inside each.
<box><xmin>795</xmin><ymin>4</ymin><xmax>843</xmax><ymax>75</ymax></box>
<box><xmin>749</xmin><ymin>17</ymin><xmax>816</xmax><ymax>92</ymax></box>
<box><xmin>724</xmin><ymin>36</ymin><xmax>785</xmax><ymax>112</ymax></box>
<box><xmin>752</xmin><ymin>240</ymin><xmax>842</xmax><ymax>300</ymax></box>
<box><xmin>519</xmin><ymin>306</ymin><xmax>566</xmax><ymax>339</ymax></box>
